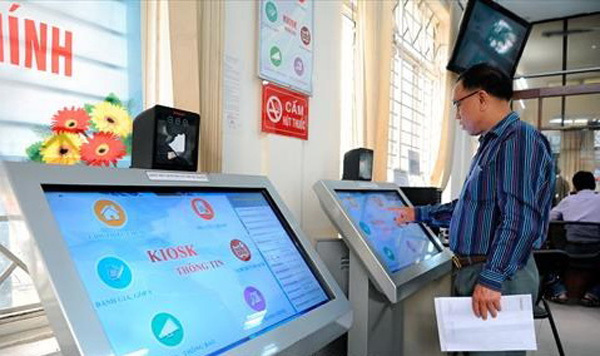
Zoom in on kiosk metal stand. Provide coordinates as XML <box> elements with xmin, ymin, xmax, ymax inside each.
<box><xmin>348</xmin><ymin>250</ymin><xmax>404</xmax><ymax>356</ymax></box>
<box><xmin>317</xmin><ymin>239</ymin><xmax>451</xmax><ymax>356</ymax></box>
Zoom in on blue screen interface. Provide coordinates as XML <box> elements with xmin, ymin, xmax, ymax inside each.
<box><xmin>336</xmin><ymin>190</ymin><xmax>440</xmax><ymax>273</ymax></box>
<box><xmin>44</xmin><ymin>189</ymin><xmax>329</xmax><ymax>355</ymax></box>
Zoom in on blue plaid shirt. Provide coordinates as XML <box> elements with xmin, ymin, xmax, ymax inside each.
<box><xmin>416</xmin><ymin>112</ymin><xmax>555</xmax><ymax>291</ymax></box>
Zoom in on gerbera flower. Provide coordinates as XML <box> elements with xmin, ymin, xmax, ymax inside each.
<box><xmin>40</xmin><ymin>133</ymin><xmax>82</xmax><ymax>165</ymax></box>
<box><xmin>90</xmin><ymin>102</ymin><xmax>132</xmax><ymax>137</ymax></box>
<box><xmin>51</xmin><ymin>107</ymin><xmax>90</xmax><ymax>134</ymax></box>
<box><xmin>81</xmin><ymin>132</ymin><xmax>126</xmax><ymax>166</ymax></box>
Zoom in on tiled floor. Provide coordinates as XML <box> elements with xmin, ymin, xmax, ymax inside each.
<box><xmin>533</xmin><ymin>301</ymin><xmax>600</xmax><ymax>355</ymax></box>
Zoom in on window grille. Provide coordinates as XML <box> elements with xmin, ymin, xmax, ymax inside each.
<box><xmin>388</xmin><ymin>0</ymin><xmax>446</xmax><ymax>185</ymax></box>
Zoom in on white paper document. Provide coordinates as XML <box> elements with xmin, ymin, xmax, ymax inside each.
<box><xmin>434</xmin><ymin>294</ymin><xmax>537</xmax><ymax>352</ymax></box>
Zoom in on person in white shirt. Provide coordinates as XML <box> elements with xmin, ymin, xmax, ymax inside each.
<box><xmin>551</xmin><ymin>171</ymin><xmax>600</xmax><ymax>242</ymax></box>
<box><xmin>548</xmin><ymin>171</ymin><xmax>600</xmax><ymax>306</ymax></box>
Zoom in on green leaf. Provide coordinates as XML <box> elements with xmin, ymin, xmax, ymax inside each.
<box><xmin>105</xmin><ymin>93</ymin><xmax>123</xmax><ymax>107</ymax></box>
<box><xmin>84</xmin><ymin>103</ymin><xmax>94</xmax><ymax>115</ymax></box>
<box><xmin>88</xmin><ymin>119</ymin><xmax>99</xmax><ymax>133</ymax></box>
<box><xmin>25</xmin><ymin>142</ymin><xmax>44</xmax><ymax>162</ymax></box>
<box><xmin>123</xmin><ymin>135</ymin><xmax>132</xmax><ymax>155</ymax></box>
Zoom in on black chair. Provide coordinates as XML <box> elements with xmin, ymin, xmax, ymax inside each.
<box><xmin>533</xmin><ymin>249</ymin><xmax>569</xmax><ymax>356</ymax></box>
<box><xmin>546</xmin><ymin>222</ymin><xmax>568</xmax><ymax>249</ymax></box>
<box><xmin>547</xmin><ymin>221</ymin><xmax>600</xmax><ymax>250</ymax></box>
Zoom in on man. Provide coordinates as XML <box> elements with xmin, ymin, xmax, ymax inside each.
<box><xmin>551</xmin><ymin>170</ymin><xmax>600</xmax><ymax>244</ymax></box>
<box><xmin>395</xmin><ymin>64</ymin><xmax>554</xmax><ymax>331</ymax></box>
<box><xmin>548</xmin><ymin>170</ymin><xmax>600</xmax><ymax>306</ymax></box>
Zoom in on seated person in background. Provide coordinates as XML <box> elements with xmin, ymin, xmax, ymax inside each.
<box><xmin>548</xmin><ymin>170</ymin><xmax>600</xmax><ymax>306</ymax></box>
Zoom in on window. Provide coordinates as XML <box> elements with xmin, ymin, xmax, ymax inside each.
<box><xmin>0</xmin><ymin>0</ymin><xmax>142</xmax><ymax>321</ymax></box>
<box><xmin>340</xmin><ymin>0</ymin><xmax>358</xmax><ymax>169</ymax></box>
<box><xmin>513</xmin><ymin>13</ymin><xmax>600</xmax><ymax>185</ymax></box>
<box><xmin>387</xmin><ymin>1</ymin><xmax>448</xmax><ymax>185</ymax></box>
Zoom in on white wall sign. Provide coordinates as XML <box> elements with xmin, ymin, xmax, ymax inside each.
<box><xmin>258</xmin><ymin>0</ymin><xmax>313</xmax><ymax>95</ymax></box>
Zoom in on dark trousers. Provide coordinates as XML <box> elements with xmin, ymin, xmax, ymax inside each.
<box><xmin>452</xmin><ymin>255</ymin><xmax>539</xmax><ymax>356</ymax></box>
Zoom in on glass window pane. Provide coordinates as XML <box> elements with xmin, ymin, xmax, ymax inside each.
<box><xmin>517</xmin><ymin>20</ymin><xmax>563</xmax><ymax>75</ymax></box>
<box><xmin>513</xmin><ymin>98</ymin><xmax>539</xmax><ymax>127</ymax></box>
<box><xmin>542</xmin><ymin>130</ymin><xmax>562</xmax><ymax>155</ymax></box>
<box><xmin>566</xmin><ymin>72</ymin><xmax>600</xmax><ymax>87</ymax></box>
<box><xmin>515</xmin><ymin>75</ymin><xmax>564</xmax><ymax>89</ymax></box>
<box><xmin>564</xmin><ymin>94</ymin><xmax>600</xmax><ymax>127</ymax></box>
<box><xmin>389</xmin><ymin>0</ymin><xmax>447</xmax><ymax>185</ymax></box>
<box><xmin>557</xmin><ymin>130</ymin><xmax>596</xmax><ymax>185</ymax></box>
<box><xmin>567</xmin><ymin>14</ymin><xmax>600</xmax><ymax>70</ymax></box>
<box><xmin>541</xmin><ymin>97</ymin><xmax>563</xmax><ymax>128</ymax></box>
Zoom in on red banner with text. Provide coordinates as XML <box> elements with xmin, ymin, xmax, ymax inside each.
<box><xmin>261</xmin><ymin>83</ymin><xmax>309</xmax><ymax>140</ymax></box>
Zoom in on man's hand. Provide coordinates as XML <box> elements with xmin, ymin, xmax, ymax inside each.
<box><xmin>472</xmin><ymin>284</ymin><xmax>502</xmax><ymax>320</ymax></box>
<box><xmin>389</xmin><ymin>207</ymin><xmax>416</xmax><ymax>225</ymax></box>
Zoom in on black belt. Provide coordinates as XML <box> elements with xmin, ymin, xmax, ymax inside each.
<box><xmin>452</xmin><ymin>255</ymin><xmax>487</xmax><ymax>269</ymax></box>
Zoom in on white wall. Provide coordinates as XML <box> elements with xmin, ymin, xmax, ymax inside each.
<box><xmin>222</xmin><ymin>1</ymin><xmax>342</xmax><ymax>242</ymax></box>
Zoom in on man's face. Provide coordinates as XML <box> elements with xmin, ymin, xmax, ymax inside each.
<box><xmin>452</xmin><ymin>82</ymin><xmax>484</xmax><ymax>136</ymax></box>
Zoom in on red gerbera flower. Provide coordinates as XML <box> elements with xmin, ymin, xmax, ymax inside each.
<box><xmin>51</xmin><ymin>107</ymin><xmax>91</xmax><ymax>134</ymax></box>
<box><xmin>81</xmin><ymin>133</ymin><xmax>126</xmax><ymax>166</ymax></box>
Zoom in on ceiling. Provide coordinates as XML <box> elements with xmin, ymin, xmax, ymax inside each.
<box><xmin>493</xmin><ymin>0</ymin><xmax>600</xmax><ymax>23</ymax></box>
<box><xmin>516</xmin><ymin>13</ymin><xmax>600</xmax><ymax>77</ymax></box>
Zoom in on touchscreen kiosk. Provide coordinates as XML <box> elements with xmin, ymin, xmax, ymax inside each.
<box><xmin>0</xmin><ymin>162</ymin><xmax>351</xmax><ymax>356</ymax></box>
<box><xmin>314</xmin><ymin>180</ymin><xmax>452</xmax><ymax>303</ymax></box>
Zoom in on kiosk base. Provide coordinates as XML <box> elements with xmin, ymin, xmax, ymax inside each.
<box><xmin>316</xmin><ymin>239</ymin><xmax>451</xmax><ymax>356</ymax></box>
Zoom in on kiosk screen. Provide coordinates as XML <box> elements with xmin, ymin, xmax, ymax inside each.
<box><xmin>336</xmin><ymin>190</ymin><xmax>440</xmax><ymax>273</ymax></box>
<box><xmin>43</xmin><ymin>188</ymin><xmax>329</xmax><ymax>355</ymax></box>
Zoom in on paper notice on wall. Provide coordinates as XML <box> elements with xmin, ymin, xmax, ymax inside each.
<box><xmin>224</xmin><ymin>55</ymin><xmax>241</xmax><ymax>131</ymax></box>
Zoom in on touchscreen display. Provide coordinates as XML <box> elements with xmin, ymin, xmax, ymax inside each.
<box><xmin>44</xmin><ymin>189</ymin><xmax>329</xmax><ymax>355</ymax></box>
<box><xmin>336</xmin><ymin>190</ymin><xmax>440</xmax><ymax>273</ymax></box>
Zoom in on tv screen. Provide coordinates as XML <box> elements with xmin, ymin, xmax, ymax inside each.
<box><xmin>335</xmin><ymin>190</ymin><xmax>441</xmax><ymax>273</ymax></box>
<box><xmin>43</xmin><ymin>187</ymin><xmax>329</xmax><ymax>355</ymax></box>
<box><xmin>447</xmin><ymin>0</ymin><xmax>531</xmax><ymax>77</ymax></box>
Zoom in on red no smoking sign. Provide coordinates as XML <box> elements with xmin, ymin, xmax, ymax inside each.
<box><xmin>262</xmin><ymin>83</ymin><xmax>309</xmax><ymax>140</ymax></box>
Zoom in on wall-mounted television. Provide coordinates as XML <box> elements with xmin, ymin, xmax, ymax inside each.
<box><xmin>447</xmin><ymin>0</ymin><xmax>531</xmax><ymax>77</ymax></box>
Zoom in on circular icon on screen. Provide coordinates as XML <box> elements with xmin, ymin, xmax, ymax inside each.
<box><xmin>97</xmin><ymin>257</ymin><xmax>132</xmax><ymax>289</ymax></box>
<box><xmin>265</xmin><ymin>1</ymin><xmax>278</xmax><ymax>22</ymax></box>
<box><xmin>230</xmin><ymin>239</ymin><xmax>252</xmax><ymax>262</ymax></box>
<box><xmin>383</xmin><ymin>247</ymin><xmax>396</xmax><ymax>261</ymax></box>
<box><xmin>191</xmin><ymin>198</ymin><xmax>215</xmax><ymax>220</ymax></box>
<box><xmin>294</xmin><ymin>57</ymin><xmax>305</xmax><ymax>76</ymax></box>
<box><xmin>151</xmin><ymin>312</ymin><xmax>184</xmax><ymax>347</ymax></box>
<box><xmin>359</xmin><ymin>221</ymin><xmax>371</xmax><ymax>235</ymax></box>
<box><xmin>244</xmin><ymin>286</ymin><xmax>266</xmax><ymax>312</ymax></box>
<box><xmin>93</xmin><ymin>200</ymin><xmax>127</xmax><ymax>227</ymax></box>
<box><xmin>270</xmin><ymin>46</ymin><xmax>283</xmax><ymax>67</ymax></box>
<box><xmin>300</xmin><ymin>26</ymin><xmax>311</xmax><ymax>46</ymax></box>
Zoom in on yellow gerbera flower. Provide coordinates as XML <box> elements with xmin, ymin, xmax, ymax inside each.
<box><xmin>90</xmin><ymin>102</ymin><xmax>132</xmax><ymax>137</ymax></box>
<box><xmin>40</xmin><ymin>133</ymin><xmax>82</xmax><ymax>165</ymax></box>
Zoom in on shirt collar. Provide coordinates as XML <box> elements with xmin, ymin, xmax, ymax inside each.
<box><xmin>576</xmin><ymin>189</ymin><xmax>597</xmax><ymax>195</ymax></box>
<box><xmin>479</xmin><ymin>111</ymin><xmax>519</xmax><ymax>143</ymax></box>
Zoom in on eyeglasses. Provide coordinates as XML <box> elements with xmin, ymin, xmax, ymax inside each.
<box><xmin>452</xmin><ymin>90</ymin><xmax>481</xmax><ymax>108</ymax></box>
